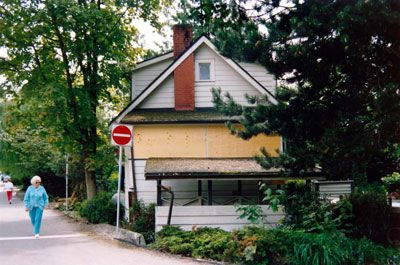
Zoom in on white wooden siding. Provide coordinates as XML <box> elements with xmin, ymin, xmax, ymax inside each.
<box><xmin>131</xmin><ymin>58</ymin><xmax>173</xmax><ymax>99</ymax></box>
<box><xmin>155</xmin><ymin>205</ymin><xmax>284</xmax><ymax>232</ymax></box>
<box><xmin>194</xmin><ymin>44</ymin><xmax>264</xmax><ymax>108</ymax></box>
<box><xmin>137</xmin><ymin>75</ymin><xmax>175</xmax><ymax>109</ymax></box>
<box><xmin>318</xmin><ymin>184</ymin><xmax>353</xmax><ymax>196</ymax></box>
<box><xmin>133</xmin><ymin>159</ymin><xmax>157</xmax><ymax>204</ymax></box>
<box><xmin>238</xmin><ymin>62</ymin><xmax>276</xmax><ymax>91</ymax></box>
<box><xmin>132</xmin><ymin>43</ymin><xmax>276</xmax><ymax>109</ymax></box>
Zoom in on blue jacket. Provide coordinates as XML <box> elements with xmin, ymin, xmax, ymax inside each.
<box><xmin>24</xmin><ymin>185</ymin><xmax>49</xmax><ymax>210</ymax></box>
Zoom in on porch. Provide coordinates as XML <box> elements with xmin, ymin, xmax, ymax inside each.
<box><xmin>145</xmin><ymin>157</ymin><xmax>325</xmax><ymax>232</ymax></box>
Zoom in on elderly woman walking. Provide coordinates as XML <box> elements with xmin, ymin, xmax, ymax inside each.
<box><xmin>24</xmin><ymin>175</ymin><xmax>49</xmax><ymax>238</ymax></box>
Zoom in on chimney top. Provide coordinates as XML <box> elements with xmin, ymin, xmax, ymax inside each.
<box><xmin>173</xmin><ymin>25</ymin><xmax>193</xmax><ymax>60</ymax></box>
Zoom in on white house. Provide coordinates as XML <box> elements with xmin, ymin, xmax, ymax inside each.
<box><xmin>111</xmin><ymin>25</ymin><xmax>324</xmax><ymax>231</ymax></box>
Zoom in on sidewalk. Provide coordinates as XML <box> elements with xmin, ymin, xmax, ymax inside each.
<box><xmin>12</xmin><ymin>189</ymin><xmax>146</xmax><ymax>245</ymax></box>
<box><xmin>0</xmin><ymin>190</ymin><xmax>214</xmax><ymax>265</ymax></box>
<box><xmin>9</xmin><ymin>189</ymin><xmax>224</xmax><ymax>265</ymax></box>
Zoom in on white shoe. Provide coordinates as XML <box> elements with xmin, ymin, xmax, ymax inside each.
<box><xmin>35</xmin><ymin>234</ymin><xmax>39</xmax><ymax>238</ymax></box>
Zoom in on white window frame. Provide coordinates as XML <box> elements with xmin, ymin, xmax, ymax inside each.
<box><xmin>195</xmin><ymin>59</ymin><xmax>215</xmax><ymax>82</ymax></box>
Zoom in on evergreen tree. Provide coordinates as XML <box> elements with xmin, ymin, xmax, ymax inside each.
<box><xmin>179</xmin><ymin>0</ymin><xmax>400</xmax><ymax>182</ymax></box>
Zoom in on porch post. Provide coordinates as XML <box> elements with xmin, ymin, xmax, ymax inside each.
<box><xmin>198</xmin><ymin>180</ymin><xmax>202</xmax><ymax>205</ymax></box>
<box><xmin>157</xmin><ymin>179</ymin><xmax>162</xmax><ymax>206</ymax></box>
<box><xmin>208</xmin><ymin>180</ymin><xmax>213</xmax><ymax>205</ymax></box>
<box><xmin>238</xmin><ymin>180</ymin><xmax>242</xmax><ymax>203</ymax></box>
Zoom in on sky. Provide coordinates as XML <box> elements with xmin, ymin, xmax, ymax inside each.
<box><xmin>135</xmin><ymin>19</ymin><xmax>172</xmax><ymax>52</ymax></box>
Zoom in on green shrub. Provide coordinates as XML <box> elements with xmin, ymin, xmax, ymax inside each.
<box><xmin>348</xmin><ymin>191</ymin><xmax>390</xmax><ymax>243</ymax></box>
<box><xmin>129</xmin><ymin>200</ymin><xmax>156</xmax><ymax>243</ymax></box>
<box><xmin>290</xmin><ymin>231</ymin><xmax>400</xmax><ymax>265</ymax></box>
<box><xmin>152</xmin><ymin>226</ymin><xmax>195</xmax><ymax>256</ymax></box>
<box><xmin>276</xmin><ymin>181</ymin><xmax>342</xmax><ymax>233</ymax></box>
<box><xmin>382</xmin><ymin>172</ymin><xmax>400</xmax><ymax>193</ymax></box>
<box><xmin>78</xmin><ymin>191</ymin><xmax>116</xmax><ymax>224</ymax></box>
<box><xmin>152</xmin><ymin>225</ymin><xmax>400</xmax><ymax>265</ymax></box>
<box><xmin>192</xmin><ymin>227</ymin><xmax>239</xmax><ymax>262</ymax></box>
<box><xmin>232</xmin><ymin>226</ymin><xmax>292</xmax><ymax>265</ymax></box>
<box><xmin>342</xmin><ymin>236</ymin><xmax>399</xmax><ymax>265</ymax></box>
<box><xmin>280</xmin><ymin>182</ymin><xmax>319</xmax><ymax>228</ymax></box>
<box><xmin>156</xmin><ymin>225</ymin><xmax>189</xmax><ymax>238</ymax></box>
<box><xmin>291</xmin><ymin>231</ymin><xmax>345</xmax><ymax>265</ymax></box>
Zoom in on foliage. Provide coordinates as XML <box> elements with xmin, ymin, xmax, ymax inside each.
<box><xmin>291</xmin><ymin>231</ymin><xmax>400</xmax><ymax>265</ymax></box>
<box><xmin>341</xmin><ymin>236</ymin><xmax>399</xmax><ymax>265</ymax></box>
<box><xmin>292</xmin><ymin>232</ymin><xmax>344</xmax><ymax>265</ymax></box>
<box><xmin>231</xmin><ymin>226</ymin><xmax>292</xmax><ymax>265</ymax></box>
<box><xmin>236</xmin><ymin>203</ymin><xmax>267</xmax><ymax>225</ymax></box>
<box><xmin>152</xmin><ymin>225</ymin><xmax>400</xmax><ymax>265</ymax></box>
<box><xmin>173</xmin><ymin>0</ymin><xmax>251</xmax><ymax>41</ymax></box>
<box><xmin>128</xmin><ymin>200</ymin><xmax>156</xmax><ymax>243</ymax></box>
<box><xmin>263</xmin><ymin>181</ymin><xmax>354</xmax><ymax>234</ymax></box>
<box><xmin>191</xmin><ymin>227</ymin><xmax>240</xmax><ymax>262</ymax></box>
<box><xmin>262</xmin><ymin>187</ymin><xmax>284</xmax><ymax>212</ymax></box>
<box><xmin>276</xmin><ymin>182</ymin><xmax>320</xmax><ymax>229</ymax></box>
<box><xmin>204</xmin><ymin>0</ymin><xmax>400</xmax><ymax>184</ymax></box>
<box><xmin>153</xmin><ymin>226</ymin><xmax>241</xmax><ymax>263</ymax></box>
<box><xmin>152</xmin><ymin>226</ymin><xmax>195</xmax><ymax>256</ymax></box>
<box><xmin>78</xmin><ymin>191</ymin><xmax>116</xmax><ymax>225</ymax></box>
<box><xmin>382</xmin><ymin>172</ymin><xmax>400</xmax><ymax>193</ymax></box>
<box><xmin>355</xmin><ymin>182</ymin><xmax>388</xmax><ymax>195</ymax></box>
<box><xmin>348</xmin><ymin>190</ymin><xmax>390</xmax><ymax>243</ymax></box>
<box><xmin>0</xmin><ymin>0</ymin><xmax>169</xmax><ymax>199</ymax></box>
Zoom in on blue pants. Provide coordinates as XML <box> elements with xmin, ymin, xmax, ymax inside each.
<box><xmin>29</xmin><ymin>207</ymin><xmax>44</xmax><ymax>235</ymax></box>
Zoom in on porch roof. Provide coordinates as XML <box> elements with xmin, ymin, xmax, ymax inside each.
<box><xmin>120</xmin><ymin>108</ymin><xmax>240</xmax><ymax>124</ymax></box>
<box><xmin>144</xmin><ymin>157</ymin><xmax>325</xmax><ymax>180</ymax></box>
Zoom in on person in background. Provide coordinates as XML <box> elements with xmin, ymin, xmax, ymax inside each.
<box><xmin>4</xmin><ymin>178</ymin><xmax>14</xmax><ymax>204</ymax></box>
<box><xmin>24</xmin><ymin>175</ymin><xmax>49</xmax><ymax>238</ymax></box>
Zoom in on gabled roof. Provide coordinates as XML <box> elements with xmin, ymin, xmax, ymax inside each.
<box><xmin>112</xmin><ymin>35</ymin><xmax>277</xmax><ymax>125</ymax></box>
<box><xmin>131</xmin><ymin>52</ymin><xmax>173</xmax><ymax>71</ymax></box>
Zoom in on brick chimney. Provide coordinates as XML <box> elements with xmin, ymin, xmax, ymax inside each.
<box><xmin>173</xmin><ymin>25</ymin><xmax>194</xmax><ymax>111</ymax></box>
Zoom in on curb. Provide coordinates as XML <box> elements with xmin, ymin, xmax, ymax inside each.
<box><xmin>59</xmin><ymin>209</ymin><xmax>227</xmax><ymax>265</ymax></box>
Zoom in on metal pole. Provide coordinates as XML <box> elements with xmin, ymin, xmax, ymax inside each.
<box><xmin>116</xmin><ymin>146</ymin><xmax>123</xmax><ymax>232</ymax></box>
<box><xmin>65</xmin><ymin>154</ymin><xmax>68</xmax><ymax>214</ymax></box>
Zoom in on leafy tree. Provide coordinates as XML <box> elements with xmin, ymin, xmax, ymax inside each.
<box><xmin>181</xmin><ymin>0</ymin><xmax>400</xmax><ymax>183</ymax></box>
<box><xmin>0</xmin><ymin>0</ymin><xmax>168</xmax><ymax>198</ymax></box>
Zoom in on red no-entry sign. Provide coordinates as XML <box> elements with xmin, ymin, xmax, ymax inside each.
<box><xmin>111</xmin><ymin>124</ymin><xmax>133</xmax><ymax>146</ymax></box>
<box><xmin>110</xmin><ymin>124</ymin><xmax>133</xmax><ymax>232</ymax></box>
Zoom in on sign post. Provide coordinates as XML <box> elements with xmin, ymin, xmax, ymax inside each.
<box><xmin>111</xmin><ymin>124</ymin><xmax>133</xmax><ymax>232</ymax></box>
<box><xmin>65</xmin><ymin>154</ymin><xmax>69</xmax><ymax>214</ymax></box>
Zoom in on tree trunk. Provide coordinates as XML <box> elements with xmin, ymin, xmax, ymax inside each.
<box><xmin>82</xmin><ymin>149</ymin><xmax>97</xmax><ymax>200</ymax></box>
<box><xmin>85</xmin><ymin>168</ymin><xmax>97</xmax><ymax>200</ymax></box>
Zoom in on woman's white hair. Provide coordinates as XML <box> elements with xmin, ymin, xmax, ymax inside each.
<box><xmin>31</xmin><ymin>175</ymin><xmax>41</xmax><ymax>185</ymax></box>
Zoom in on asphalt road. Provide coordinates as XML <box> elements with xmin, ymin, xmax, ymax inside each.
<box><xmin>0</xmin><ymin>184</ymin><xmax>213</xmax><ymax>265</ymax></box>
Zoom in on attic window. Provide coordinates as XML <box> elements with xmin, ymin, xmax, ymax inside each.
<box><xmin>195</xmin><ymin>59</ymin><xmax>214</xmax><ymax>82</ymax></box>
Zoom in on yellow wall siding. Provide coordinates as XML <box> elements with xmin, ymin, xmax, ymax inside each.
<box><xmin>207</xmin><ymin>125</ymin><xmax>280</xmax><ymax>157</ymax></box>
<box><xmin>134</xmin><ymin>126</ymin><xmax>207</xmax><ymax>158</ymax></box>
<box><xmin>133</xmin><ymin>125</ymin><xmax>280</xmax><ymax>159</ymax></box>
